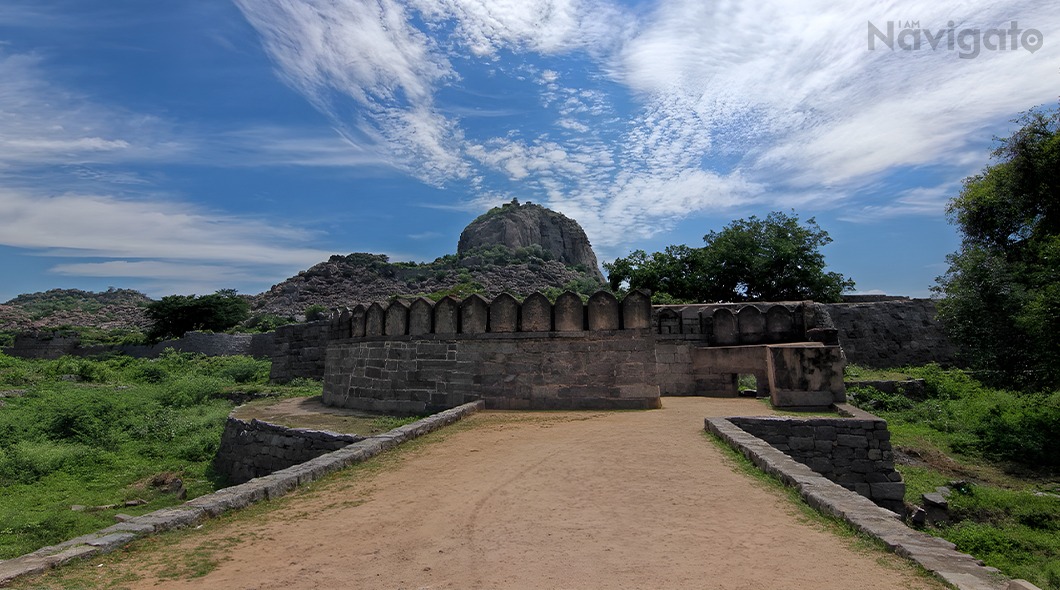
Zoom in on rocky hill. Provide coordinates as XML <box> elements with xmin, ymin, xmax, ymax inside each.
<box><xmin>458</xmin><ymin>200</ymin><xmax>604</xmax><ymax>281</ymax></box>
<box><xmin>0</xmin><ymin>288</ymin><xmax>151</xmax><ymax>332</ymax></box>
<box><xmin>250</xmin><ymin>251</ymin><xmax>601</xmax><ymax>317</ymax></box>
<box><xmin>2</xmin><ymin>203</ymin><xmax>607</xmax><ymax>332</ymax></box>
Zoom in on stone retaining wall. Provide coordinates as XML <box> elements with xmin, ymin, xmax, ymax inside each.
<box><xmin>727</xmin><ymin>408</ymin><xmax>905</xmax><ymax>513</ymax></box>
<box><xmin>325</xmin><ymin>331</ymin><xmax>659</xmax><ymax>413</ymax></box>
<box><xmin>323</xmin><ymin>290</ymin><xmax>662</xmax><ymax>412</ymax></box>
<box><xmin>707</xmin><ymin>416</ymin><xmax>1026</xmax><ymax>590</ymax></box>
<box><xmin>213</xmin><ymin>417</ymin><xmax>365</xmax><ymax>484</ymax></box>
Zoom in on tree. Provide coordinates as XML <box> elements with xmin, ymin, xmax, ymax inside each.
<box><xmin>145</xmin><ymin>290</ymin><xmax>250</xmax><ymax>340</ymax></box>
<box><xmin>934</xmin><ymin>105</ymin><xmax>1060</xmax><ymax>388</ymax></box>
<box><xmin>605</xmin><ymin>211</ymin><xmax>853</xmax><ymax>303</ymax></box>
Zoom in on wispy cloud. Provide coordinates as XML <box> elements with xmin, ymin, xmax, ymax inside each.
<box><xmin>0</xmin><ymin>188</ymin><xmax>332</xmax><ymax>294</ymax></box>
<box><xmin>129</xmin><ymin>2</ymin><xmax>1037</xmax><ymax>286</ymax></box>
<box><xmin>0</xmin><ymin>189</ymin><xmax>330</xmax><ymax>265</ymax></box>
<box><xmin>0</xmin><ymin>52</ymin><xmax>188</xmax><ymax>169</ymax></box>
<box><xmin>235</xmin><ymin>0</ymin><xmax>1058</xmax><ymax>260</ymax></box>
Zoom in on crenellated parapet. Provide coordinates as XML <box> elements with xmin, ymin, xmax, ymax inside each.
<box><xmin>651</xmin><ymin>302</ymin><xmax>845</xmax><ymax>408</ymax></box>
<box><xmin>320</xmin><ymin>290</ymin><xmax>659</xmax><ymax>414</ymax></box>
<box><xmin>324</xmin><ymin>289</ymin><xmax>652</xmax><ymax>340</ymax></box>
<box><xmin>651</xmin><ymin>301</ymin><xmax>837</xmax><ymax>346</ymax></box>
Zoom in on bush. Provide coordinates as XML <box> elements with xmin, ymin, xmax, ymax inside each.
<box><xmin>146</xmin><ymin>290</ymin><xmax>249</xmax><ymax>341</ymax></box>
<box><xmin>304</xmin><ymin>305</ymin><xmax>329</xmax><ymax>322</ymax></box>
<box><xmin>852</xmin><ymin>365</ymin><xmax>1060</xmax><ymax>468</ymax></box>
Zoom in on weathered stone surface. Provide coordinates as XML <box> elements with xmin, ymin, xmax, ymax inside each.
<box><xmin>621</xmin><ymin>289</ymin><xmax>652</xmax><ymax>329</ymax></box>
<box><xmin>767</xmin><ymin>344</ymin><xmax>846</xmax><ymax>407</ymax></box>
<box><xmin>408</xmin><ymin>298</ymin><xmax>434</xmax><ymax>335</ymax></box>
<box><xmin>822</xmin><ymin>299</ymin><xmax>956</xmax><ymax>368</ymax></box>
<box><xmin>554</xmin><ymin>291</ymin><xmax>585</xmax><ymax>331</ymax></box>
<box><xmin>433</xmin><ymin>297</ymin><xmax>459</xmax><ymax>334</ymax></box>
<box><xmin>587</xmin><ymin>291</ymin><xmax>620</xmax><ymax>331</ymax></box>
<box><xmin>712</xmin><ymin>308</ymin><xmax>738</xmax><ymax>345</ymax></box>
<box><xmin>365</xmin><ymin>303</ymin><xmax>385</xmax><ymax>337</ymax></box>
<box><xmin>521</xmin><ymin>292</ymin><xmax>552</xmax><ymax>332</ymax></box>
<box><xmin>765</xmin><ymin>305</ymin><xmax>796</xmax><ymax>342</ymax></box>
<box><xmin>460</xmin><ymin>294</ymin><xmax>489</xmax><ymax>334</ymax></box>
<box><xmin>657</xmin><ymin>308</ymin><xmax>681</xmax><ymax>334</ymax></box>
<box><xmin>738</xmin><ymin>306</ymin><xmax>766</xmax><ymax>343</ymax></box>
<box><xmin>213</xmin><ymin>417</ymin><xmax>366</xmax><ymax>485</ymax></box>
<box><xmin>350</xmin><ymin>305</ymin><xmax>366</xmax><ymax>338</ymax></box>
<box><xmin>385</xmin><ymin>300</ymin><xmax>409</xmax><ymax>336</ymax></box>
<box><xmin>489</xmin><ymin>293</ymin><xmax>519</xmax><ymax>333</ymax></box>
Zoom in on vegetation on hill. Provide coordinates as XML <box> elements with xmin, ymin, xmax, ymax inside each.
<box><xmin>934</xmin><ymin>104</ymin><xmax>1060</xmax><ymax>390</ymax></box>
<box><xmin>605</xmin><ymin>211</ymin><xmax>854</xmax><ymax>303</ymax></box>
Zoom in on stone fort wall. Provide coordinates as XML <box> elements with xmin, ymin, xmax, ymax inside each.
<box><xmin>822</xmin><ymin>299</ymin><xmax>957</xmax><ymax>368</ymax></box>
<box><xmin>321</xmin><ymin>291</ymin><xmax>661</xmax><ymax>413</ymax></box>
<box><xmin>727</xmin><ymin>405</ymin><xmax>905</xmax><ymax>513</ymax></box>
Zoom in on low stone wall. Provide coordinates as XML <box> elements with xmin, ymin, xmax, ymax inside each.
<box><xmin>726</xmin><ymin>407</ymin><xmax>904</xmax><ymax>513</ymax></box>
<box><xmin>213</xmin><ymin>417</ymin><xmax>365</xmax><ymax>485</ymax></box>
<box><xmin>4</xmin><ymin>331</ymin><xmax>276</xmax><ymax>360</ymax></box>
<box><xmin>706</xmin><ymin>416</ymin><xmax>1025</xmax><ymax>590</ymax></box>
<box><xmin>822</xmin><ymin>299</ymin><xmax>956</xmax><ymax>368</ymax></box>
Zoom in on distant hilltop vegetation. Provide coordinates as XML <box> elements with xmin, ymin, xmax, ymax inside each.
<box><xmin>2</xmin><ymin>202</ymin><xmax>606</xmax><ymax>335</ymax></box>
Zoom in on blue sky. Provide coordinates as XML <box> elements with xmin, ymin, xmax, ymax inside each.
<box><xmin>1</xmin><ymin>0</ymin><xmax>1057</xmax><ymax>302</ymax></box>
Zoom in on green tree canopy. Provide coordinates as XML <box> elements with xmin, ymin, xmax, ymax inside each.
<box><xmin>605</xmin><ymin>211</ymin><xmax>853</xmax><ymax>303</ymax></box>
<box><xmin>934</xmin><ymin>105</ymin><xmax>1060</xmax><ymax>388</ymax></box>
<box><xmin>145</xmin><ymin>290</ymin><xmax>250</xmax><ymax>340</ymax></box>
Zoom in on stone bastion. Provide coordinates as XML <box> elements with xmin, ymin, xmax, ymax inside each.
<box><xmin>316</xmin><ymin>291</ymin><xmax>847</xmax><ymax>414</ymax></box>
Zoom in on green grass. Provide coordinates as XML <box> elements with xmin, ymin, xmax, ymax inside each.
<box><xmin>847</xmin><ymin>364</ymin><xmax>1060</xmax><ymax>589</ymax></box>
<box><xmin>7</xmin><ymin>411</ymin><xmax>479</xmax><ymax>589</ymax></box>
<box><xmin>844</xmin><ymin>364</ymin><xmax>917</xmax><ymax>382</ymax></box>
<box><xmin>0</xmin><ymin>351</ymin><xmax>320</xmax><ymax>560</ymax></box>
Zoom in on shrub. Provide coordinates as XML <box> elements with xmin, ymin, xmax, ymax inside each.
<box><xmin>304</xmin><ymin>305</ymin><xmax>329</xmax><ymax>322</ymax></box>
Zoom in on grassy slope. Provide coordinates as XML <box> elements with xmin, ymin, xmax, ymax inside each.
<box><xmin>847</xmin><ymin>364</ymin><xmax>1060</xmax><ymax>589</ymax></box>
<box><xmin>0</xmin><ymin>352</ymin><xmax>319</xmax><ymax>559</ymax></box>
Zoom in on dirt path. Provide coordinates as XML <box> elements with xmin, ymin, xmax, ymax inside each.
<box><xmin>96</xmin><ymin>399</ymin><xmax>941</xmax><ymax>589</ymax></box>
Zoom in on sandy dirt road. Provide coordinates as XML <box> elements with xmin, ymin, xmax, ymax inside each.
<box><xmin>63</xmin><ymin>398</ymin><xmax>942</xmax><ymax>590</ymax></box>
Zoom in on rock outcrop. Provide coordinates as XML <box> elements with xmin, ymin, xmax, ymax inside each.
<box><xmin>457</xmin><ymin>200</ymin><xmax>605</xmax><ymax>281</ymax></box>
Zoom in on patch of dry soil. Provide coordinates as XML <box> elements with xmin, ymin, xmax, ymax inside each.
<box><xmin>108</xmin><ymin>398</ymin><xmax>945</xmax><ymax>589</ymax></box>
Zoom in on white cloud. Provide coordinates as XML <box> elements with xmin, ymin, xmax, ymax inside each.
<box><xmin>235</xmin><ymin>0</ymin><xmax>1060</xmax><ymax>258</ymax></box>
<box><xmin>615</xmin><ymin>0</ymin><xmax>1060</xmax><ymax>190</ymax></box>
<box><xmin>0</xmin><ymin>52</ymin><xmax>188</xmax><ymax>169</ymax></box>
<box><xmin>0</xmin><ymin>188</ymin><xmax>331</xmax><ymax>272</ymax></box>
<box><xmin>408</xmin><ymin>0</ymin><xmax>627</xmax><ymax>57</ymax></box>
<box><xmin>234</xmin><ymin>0</ymin><xmax>469</xmax><ymax>185</ymax></box>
